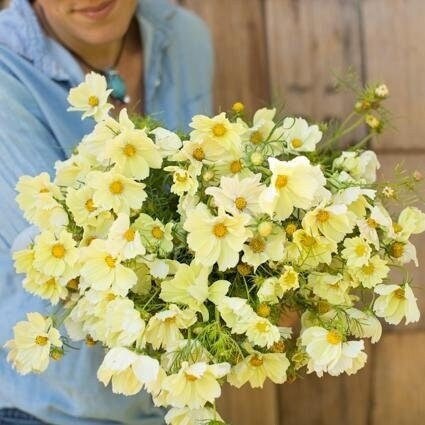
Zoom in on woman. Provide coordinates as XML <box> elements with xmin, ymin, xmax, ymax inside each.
<box><xmin>0</xmin><ymin>0</ymin><xmax>213</xmax><ymax>424</ymax></box>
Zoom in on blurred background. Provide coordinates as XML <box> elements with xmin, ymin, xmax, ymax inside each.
<box><xmin>1</xmin><ymin>0</ymin><xmax>424</xmax><ymax>424</ymax></box>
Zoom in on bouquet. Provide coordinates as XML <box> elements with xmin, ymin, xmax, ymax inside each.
<box><xmin>5</xmin><ymin>72</ymin><xmax>425</xmax><ymax>425</ymax></box>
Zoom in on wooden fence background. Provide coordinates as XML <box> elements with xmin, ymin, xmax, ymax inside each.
<box><xmin>179</xmin><ymin>1</ymin><xmax>425</xmax><ymax>424</ymax></box>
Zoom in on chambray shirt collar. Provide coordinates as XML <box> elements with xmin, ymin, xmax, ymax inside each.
<box><xmin>4</xmin><ymin>0</ymin><xmax>177</xmax><ymax>89</ymax></box>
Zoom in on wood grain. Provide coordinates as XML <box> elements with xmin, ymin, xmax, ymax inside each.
<box><xmin>370</xmin><ymin>331</ymin><xmax>425</xmax><ymax>425</ymax></box>
<box><xmin>264</xmin><ymin>0</ymin><xmax>363</xmax><ymax>129</ymax></box>
<box><xmin>278</xmin><ymin>344</ymin><xmax>372</xmax><ymax>425</ymax></box>
<box><xmin>217</xmin><ymin>382</ymin><xmax>279</xmax><ymax>425</ymax></box>
<box><xmin>181</xmin><ymin>0</ymin><xmax>270</xmax><ymax>113</ymax></box>
<box><xmin>362</xmin><ymin>0</ymin><xmax>425</xmax><ymax>151</ymax></box>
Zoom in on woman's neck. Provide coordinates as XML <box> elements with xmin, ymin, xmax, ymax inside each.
<box><xmin>32</xmin><ymin>2</ymin><xmax>125</xmax><ymax>70</ymax></box>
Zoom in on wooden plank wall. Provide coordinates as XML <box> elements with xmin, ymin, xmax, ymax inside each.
<box><xmin>180</xmin><ymin>1</ymin><xmax>425</xmax><ymax>424</ymax></box>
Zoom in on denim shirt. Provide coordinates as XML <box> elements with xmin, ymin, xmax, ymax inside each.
<box><xmin>0</xmin><ymin>0</ymin><xmax>213</xmax><ymax>423</ymax></box>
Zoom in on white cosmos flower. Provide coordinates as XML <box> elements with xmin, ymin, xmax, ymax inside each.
<box><xmin>333</xmin><ymin>150</ymin><xmax>380</xmax><ymax>183</ymax></box>
<box><xmin>97</xmin><ymin>347</ymin><xmax>160</xmax><ymax>395</ymax></box>
<box><xmin>341</xmin><ymin>237</ymin><xmax>371</xmax><ymax>267</ymax></box>
<box><xmin>66</xmin><ymin>186</ymin><xmax>101</xmax><ymax>227</ymax></box>
<box><xmin>106</xmin><ymin>128</ymin><xmax>163</xmax><ymax>179</ymax></box>
<box><xmin>227</xmin><ymin>352</ymin><xmax>289</xmax><ymax>388</ymax></box>
<box><xmin>79</xmin><ymin>108</ymin><xmax>134</xmax><ymax>162</ymax></box>
<box><xmin>15</xmin><ymin>172</ymin><xmax>63</xmax><ymax>223</ymax></box>
<box><xmin>23</xmin><ymin>271</ymin><xmax>68</xmax><ymax>305</ymax></box>
<box><xmin>242</xmin><ymin>228</ymin><xmax>286</xmax><ymax>271</ymax></box>
<box><xmin>347</xmin><ymin>308</ymin><xmax>382</xmax><ymax>343</ymax></box>
<box><xmin>189</xmin><ymin>112</ymin><xmax>244</xmax><ymax>159</ymax></box>
<box><xmin>326</xmin><ymin>340</ymin><xmax>367</xmax><ymax>376</ymax></box>
<box><xmin>160</xmin><ymin>262</ymin><xmax>229</xmax><ymax>320</ymax></box>
<box><xmin>308</xmin><ymin>272</ymin><xmax>351</xmax><ymax>305</ymax></box>
<box><xmin>205</xmin><ymin>173</ymin><xmax>265</xmax><ymax>217</ymax></box>
<box><xmin>260</xmin><ymin>156</ymin><xmax>327</xmax><ymax>220</ymax></box>
<box><xmin>107</xmin><ymin>213</ymin><xmax>145</xmax><ymax>260</ymax></box>
<box><xmin>164</xmin><ymin>165</ymin><xmax>199</xmax><ymax>196</ymax></box>
<box><xmin>67</xmin><ymin>72</ymin><xmax>113</xmax><ymax>121</ymax></box>
<box><xmin>33</xmin><ymin>230</ymin><xmax>79</xmax><ymax>277</ymax></box>
<box><xmin>390</xmin><ymin>206</ymin><xmax>425</xmax><ymax>241</ymax></box>
<box><xmin>163</xmin><ymin>361</ymin><xmax>230</xmax><ymax>409</ymax></box>
<box><xmin>165</xmin><ymin>407</ymin><xmax>223</xmax><ymax>425</ymax></box>
<box><xmin>4</xmin><ymin>313</ymin><xmax>62</xmax><ymax>375</ymax></box>
<box><xmin>373</xmin><ymin>283</ymin><xmax>420</xmax><ymax>325</ymax></box>
<box><xmin>357</xmin><ymin>204</ymin><xmax>392</xmax><ymax>249</ymax></box>
<box><xmin>54</xmin><ymin>153</ymin><xmax>93</xmax><ymax>188</ymax></box>
<box><xmin>95</xmin><ymin>298</ymin><xmax>145</xmax><ymax>347</ymax></box>
<box><xmin>144</xmin><ymin>304</ymin><xmax>197</xmax><ymax>350</ymax></box>
<box><xmin>183</xmin><ymin>203</ymin><xmax>251</xmax><ymax>271</ymax></box>
<box><xmin>300</xmin><ymin>326</ymin><xmax>365</xmax><ymax>377</ymax></box>
<box><xmin>282</xmin><ymin>117</ymin><xmax>322</xmax><ymax>152</ymax></box>
<box><xmin>349</xmin><ymin>255</ymin><xmax>390</xmax><ymax>288</ymax></box>
<box><xmin>79</xmin><ymin>239</ymin><xmax>137</xmax><ymax>296</ymax></box>
<box><xmin>151</xmin><ymin>127</ymin><xmax>182</xmax><ymax>158</ymax></box>
<box><xmin>302</xmin><ymin>204</ymin><xmax>355</xmax><ymax>242</ymax></box>
<box><xmin>246</xmin><ymin>316</ymin><xmax>281</xmax><ymax>348</ymax></box>
<box><xmin>216</xmin><ymin>296</ymin><xmax>256</xmax><ymax>334</ymax></box>
<box><xmin>87</xmin><ymin>170</ymin><xmax>147</xmax><ymax>214</ymax></box>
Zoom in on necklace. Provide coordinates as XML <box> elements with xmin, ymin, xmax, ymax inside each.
<box><xmin>70</xmin><ymin>34</ymin><xmax>130</xmax><ymax>104</ymax></box>
<box><xmin>36</xmin><ymin>4</ymin><xmax>130</xmax><ymax>104</ymax></box>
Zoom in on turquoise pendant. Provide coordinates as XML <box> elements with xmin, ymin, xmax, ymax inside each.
<box><xmin>104</xmin><ymin>70</ymin><xmax>130</xmax><ymax>104</ymax></box>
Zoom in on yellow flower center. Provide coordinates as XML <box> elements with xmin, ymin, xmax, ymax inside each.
<box><xmin>249</xmin><ymin>355</ymin><xmax>264</xmax><ymax>367</ymax></box>
<box><xmin>106</xmin><ymin>293</ymin><xmax>117</xmax><ymax>301</ymax></box>
<box><xmin>105</xmin><ymin>255</ymin><xmax>116</xmax><ymax>268</ymax></box>
<box><xmin>249</xmin><ymin>237</ymin><xmax>266</xmax><ymax>253</ymax></box>
<box><xmin>367</xmin><ymin>218</ymin><xmax>378</xmax><ymax>228</ymax></box>
<box><xmin>51</xmin><ymin>243</ymin><xmax>66</xmax><ymax>259</ymax></box>
<box><xmin>257</xmin><ymin>303</ymin><xmax>271</xmax><ymax>318</ymax></box>
<box><xmin>393</xmin><ymin>223</ymin><xmax>403</xmax><ymax>233</ymax></box>
<box><xmin>164</xmin><ymin>316</ymin><xmax>177</xmax><ymax>324</ymax></box>
<box><xmin>88</xmin><ymin>95</ymin><xmax>99</xmax><ymax>107</ymax></box>
<box><xmin>234</xmin><ymin>196</ymin><xmax>247</xmax><ymax>211</ymax></box>
<box><xmin>123</xmin><ymin>143</ymin><xmax>136</xmax><ymax>157</ymax></box>
<box><xmin>151</xmin><ymin>226</ymin><xmax>164</xmax><ymax>240</ymax></box>
<box><xmin>39</xmin><ymin>188</ymin><xmax>50</xmax><ymax>193</ymax></box>
<box><xmin>326</xmin><ymin>330</ymin><xmax>342</xmax><ymax>345</ymax></box>
<box><xmin>291</xmin><ymin>138</ymin><xmax>303</xmax><ymax>149</ymax></box>
<box><xmin>176</xmin><ymin>173</ymin><xmax>188</xmax><ymax>183</ymax></box>
<box><xmin>316</xmin><ymin>210</ymin><xmax>330</xmax><ymax>223</ymax></box>
<box><xmin>109</xmin><ymin>180</ymin><xmax>124</xmax><ymax>195</ymax></box>
<box><xmin>283</xmin><ymin>272</ymin><xmax>297</xmax><ymax>286</ymax></box>
<box><xmin>317</xmin><ymin>301</ymin><xmax>331</xmax><ymax>314</ymax></box>
<box><xmin>35</xmin><ymin>335</ymin><xmax>49</xmax><ymax>346</ymax></box>
<box><xmin>185</xmin><ymin>373</ymin><xmax>198</xmax><ymax>382</ymax></box>
<box><xmin>271</xmin><ymin>341</ymin><xmax>286</xmax><ymax>353</ymax></box>
<box><xmin>390</xmin><ymin>242</ymin><xmax>404</xmax><ymax>258</ymax></box>
<box><xmin>230</xmin><ymin>160</ymin><xmax>242</xmax><ymax>174</ymax></box>
<box><xmin>255</xmin><ymin>321</ymin><xmax>270</xmax><ymax>333</ymax></box>
<box><xmin>212</xmin><ymin>123</ymin><xmax>227</xmax><ymax>137</ymax></box>
<box><xmin>213</xmin><ymin>223</ymin><xmax>228</xmax><ymax>238</ymax></box>
<box><xmin>250</xmin><ymin>131</ymin><xmax>263</xmax><ymax>145</ymax></box>
<box><xmin>285</xmin><ymin>223</ymin><xmax>298</xmax><ymax>236</ymax></box>
<box><xmin>301</xmin><ymin>234</ymin><xmax>316</xmax><ymax>248</ymax></box>
<box><xmin>275</xmin><ymin>174</ymin><xmax>288</xmax><ymax>189</ymax></box>
<box><xmin>66</xmin><ymin>278</ymin><xmax>79</xmax><ymax>291</ymax></box>
<box><xmin>355</xmin><ymin>244</ymin><xmax>367</xmax><ymax>256</ymax></box>
<box><xmin>192</xmin><ymin>147</ymin><xmax>205</xmax><ymax>161</ymax></box>
<box><xmin>394</xmin><ymin>288</ymin><xmax>405</xmax><ymax>299</ymax></box>
<box><xmin>123</xmin><ymin>228</ymin><xmax>135</xmax><ymax>242</ymax></box>
<box><xmin>85</xmin><ymin>198</ymin><xmax>96</xmax><ymax>212</ymax></box>
<box><xmin>237</xmin><ymin>262</ymin><xmax>252</xmax><ymax>276</ymax></box>
<box><xmin>361</xmin><ymin>263</ymin><xmax>375</xmax><ymax>275</ymax></box>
